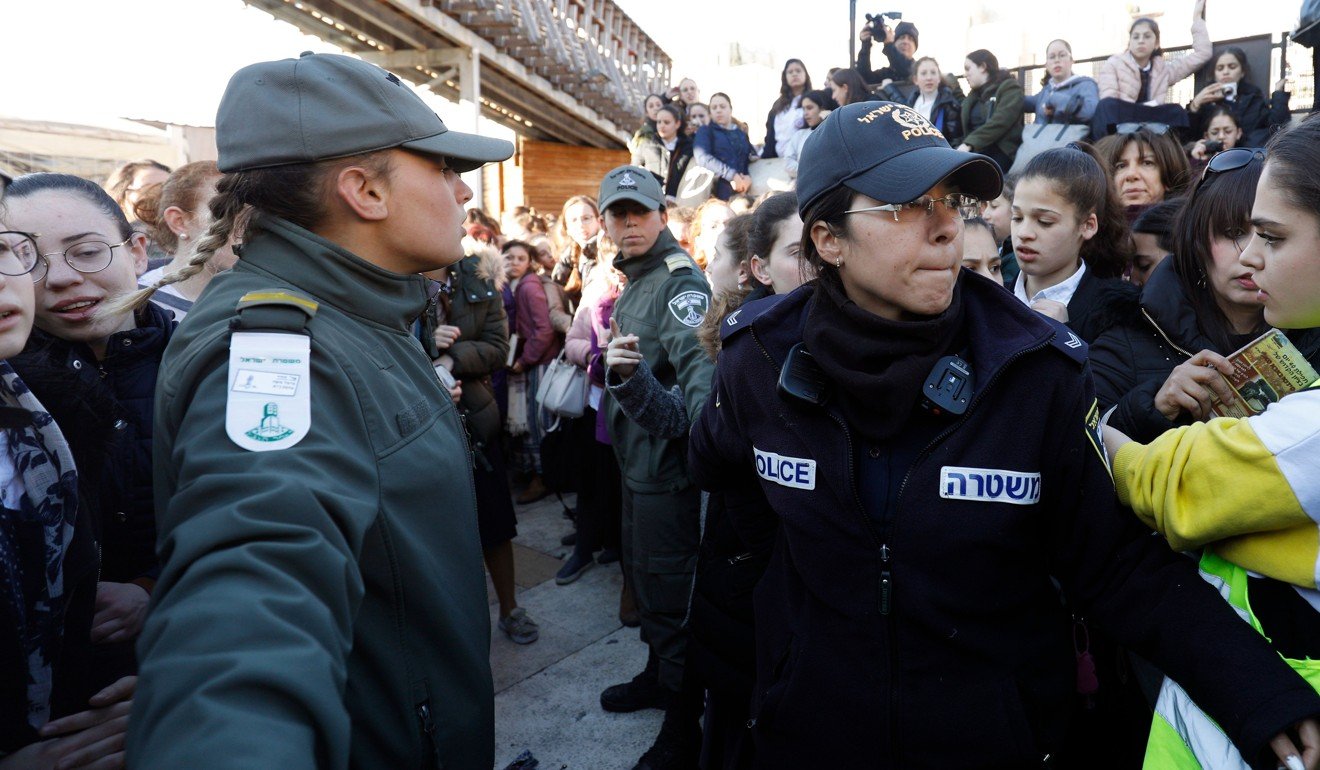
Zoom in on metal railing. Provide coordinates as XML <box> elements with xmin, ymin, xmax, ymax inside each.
<box><xmin>1008</xmin><ymin>32</ymin><xmax>1313</xmax><ymax>124</ymax></box>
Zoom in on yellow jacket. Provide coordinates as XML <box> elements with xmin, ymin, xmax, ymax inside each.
<box><xmin>1114</xmin><ymin>383</ymin><xmax>1320</xmax><ymax>589</ymax></box>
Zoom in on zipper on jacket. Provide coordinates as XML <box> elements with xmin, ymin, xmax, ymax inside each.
<box><xmin>416</xmin><ymin>701</ymin><xmax>441</xmax><ymax>769</ymax></box>
<box><xmin>879</xmin><ymin>544</ymin><xmax>893</xmax><ymax>615</ymax></box>
<box><xmin>1139</xmin><ymin>308</ymin><xmax>1196</xmax><ymax>359</ymax></box>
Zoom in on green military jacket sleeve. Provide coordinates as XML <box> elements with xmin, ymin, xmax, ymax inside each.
<box><xmin>607</xmin><ymin>233</ymin><xmax>715</xmax><ymax>493</ymax></box>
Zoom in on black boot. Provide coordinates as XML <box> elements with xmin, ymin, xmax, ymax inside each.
<box><xmin>632</xmin><ymin>692</ymin><xmax>702</xmax><ymax>770</ymax></box>
<box><xmin>601</xmin><ymin>649</ymin><xmax>670</xmax><ymax>713</ymax></box>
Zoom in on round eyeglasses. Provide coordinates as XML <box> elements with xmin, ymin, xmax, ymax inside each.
<box><xmin>0</xmin><ymin>231</ymin><xmax>127</xmax><ymax>282</ymax></box>
<box><xmin>843</xmin><ymin>193</ymin><xmax>982</xmax><ymax>223</ymax></box>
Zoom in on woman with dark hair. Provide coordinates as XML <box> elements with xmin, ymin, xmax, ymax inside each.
<box><xmin>686</xmin><ymin>99</ymin><xmax>1320</xmax><ymax>769</ymax></box>
<box><xmin>1092</xmin><ymin>147</ymin><xmax>1320</xmax><ymax>443</ymax></box>
<box><xmin>1103</xmin><ymin>114</ymin><xmax>1320</xmax><ymax>770</ymax></box>
<box><xmin>5</xmin><ymin>174</ymin><xmax>179</xmax><ymax>693</ymax></box>
<box><xmin>783</xmin><ymin>89</ymin><xmax>831</xmax><ymax>177</ymax></box>
<box><xmin>828</xmin><ymin>68</ymin><xmax>876</xmax><ymax>107</ymax></box>
<box><xmin>1093</xmin><ymin>0</ymin><xmax>1211</xmax><ymax>135</ymax></box>
<box><xmin>907</xmin><ymin>57</ymin><xmax>963</xmax><ymax>147</ymax></box>
<box><xmin>1095</xmin><ymin>128</ymin><xmax>1190</xmax><ymax>207</ymax></box>
<box><xmin>630</xmin><ymin>93</ymin><xmax>666</xmax><ymax>155</ymax></box>
<box><xmin>1129</xmin><ymin>197</ymin><xmax>1180</xmax><ymax>286</ymax></box>
<box><xmin>631</xmin><ymin>103</ymin><xmax>692</xmax><ymax>197</ymax></box>
<box><xmin>1188</xmin><ymin>47</ymin><xmax>1270</xmax><ymax>144</ymax></box>
<box><xmin>1024</xmin><ymin>40</ymin><xmax>1099</xmax><ymax>126</ymax></box>
<box><xmin>959</xmin><ymin>49</ymin><xmax>1025</xmax><ymax>171</ymax></box>
<box><xmin>0</xmin><ymin>224</ymin><xmax>126</xmax><ymax>769</ymax></box>
<box><xmin>762</xmin><ymin>59</ymin><xmax>811</xmax><ymax>159</ymax></box>
<box><xmin>1009</xmin><ymin>144</ymin><xmax>1138</xmax><ymax>343</ymax></box>
<box><xmin>1186</xmin><ymin>105</ymin><xmax>1244</xmax><ymax>174</ymax></box>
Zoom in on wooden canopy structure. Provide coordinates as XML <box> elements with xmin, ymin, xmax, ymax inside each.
<box><xmin>244</xmin><ymin>0</ymin><xmax>671</xmax><ymax>148</ymax></box>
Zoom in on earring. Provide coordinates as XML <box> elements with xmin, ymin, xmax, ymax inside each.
<box><xmin>178</xmin><ymin>233</ymin><xmax>189</xmax><ymax>240</ymax></box>
<box><xmin>835</xmin><ymin>256</ymin><xmax>843</xmax><ymax>269</ymax></box>
<box><xmin>1196</xmin><ymin>271</ymin><xmax>1207</xmax><ymax>289</ymax></box>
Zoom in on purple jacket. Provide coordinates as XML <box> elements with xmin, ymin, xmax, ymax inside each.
<box><xmin>509</xmin><ymin>274</ymin><xmax>560</xmax><ymax>368</ymax></box>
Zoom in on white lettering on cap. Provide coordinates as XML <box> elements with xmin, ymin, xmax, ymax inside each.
<box><xmin>939</xmin><ymin>466</ymin><xmax>1040</xmax><ymax>505</ymax></box>
<box><xmin>754</xmin><ymin>446</ymin><xmax>817</xmax><ymax>491</ymax></box>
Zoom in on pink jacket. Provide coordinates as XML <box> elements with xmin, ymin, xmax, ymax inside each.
<box><xmin>1097</xmin><ymin>17</ymin><xmax>1210</xmax><ymax>104</ymax></box>
<box><xmin>512</xmin><ymin>274</ymin><xmax>561</xmax><ymax>368</ymax></box>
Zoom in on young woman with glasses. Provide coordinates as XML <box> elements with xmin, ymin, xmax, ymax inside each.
<box><xmin>3</xmin><ymin>173</ymin><xmax>176</xmax><ymax>673</ymax></box>
<box><xmin>1092</xmin><ymin>147</ymin><xmax>1320</xmax><ymax>443</ymax></box>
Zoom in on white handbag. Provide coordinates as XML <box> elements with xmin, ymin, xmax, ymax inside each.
<box><xmin>535</xmin><ymin>350</ymin><xmax>589</xmax><ymax>419</ymax></box>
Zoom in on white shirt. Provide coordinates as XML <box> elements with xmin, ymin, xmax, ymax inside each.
<box><xmin>1014</xmin><ymin>260</ymin><xmax>1087</xmax><ymax>307</ymax></box>
<box><xmin>913</xmin><ymin>92</ymin><xmax>937</xmax><ymax>121</ymax></box>
<box><xmin>772</xmin><ymin>95</ymin><xmax>803</xmax><ymax>157</ymax></box>
<box><xmin>139</xmin><ymin>266</ymin><xmax>194</xmax><ymax>321</ymax></box>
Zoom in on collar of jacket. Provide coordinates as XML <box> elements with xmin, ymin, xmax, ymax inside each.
<box><xmin>751</xmin><ymin>272</ymin><xmax>1058</xmax><ymax>385</ymax></box>
<box><xmin>612</xmin><ymin>227</ymin><xmax>684</xmax><ymax>282</ymax></box>
<box><xmin>1139</xmin><ymin>257</ymin><xmax>1221</xmax><ymax>353</ymax></box>
<box><xmin>240</xmin><ymin>214</ymin><xmax>431</xmax><ymax>331</ymax></box>
<box><xmin>27</xmin><ymin>300</ymin><xmax>175</xmax><ymax>371</ymax></box>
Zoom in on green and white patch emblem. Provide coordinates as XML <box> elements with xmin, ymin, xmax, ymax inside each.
<box><xmin>668</xmin><ymin>290</ymin><xmax>708</xmax><ymax>328</ymax></box>
<box><xmin>226</xmin><ymin>332</ymin><xmax>311</xmax><ymax>452</ymax></box>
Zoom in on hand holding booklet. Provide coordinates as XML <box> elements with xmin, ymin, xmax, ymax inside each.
<box><xmin>1208</xmin><ymin>330</ymin><xmax>1320</xmax><ymax>418</ymax></box>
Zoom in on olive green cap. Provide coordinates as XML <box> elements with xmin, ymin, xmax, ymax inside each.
<box><xmin>216</xmin><ymin>52</ymin><xmax>513</xmax><ymax>174</ymax></box>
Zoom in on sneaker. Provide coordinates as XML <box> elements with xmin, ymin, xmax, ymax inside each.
<box><xmin>631</xmin><ymin>701</ymin><xmax>701</xmax><ymax>770</ymax></box>
<box><xmin>601</xmin><ymin>652</ymin><xmax>670</xmax><ymax>713</ymax></box>
<box><xmin>516</xmin><ymin>475</ymin><xmax>549</xmax><ymax>505</ymax></box>
<box><xmin>498</xmin><ymin>607</ymin><xmax>540</xmax><ymax>645</ymax></box>
<box><xmin>555</xmin><ymin>550</ymin><xmax>595</xmax><ymax>585</ymax></box>
<box><xmin>596</xmin><ymin>547</ymin><xmax>620</xmax><ymax>565</ymax></box>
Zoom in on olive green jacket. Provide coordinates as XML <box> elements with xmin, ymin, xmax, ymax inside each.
<box><xmin>128</xmin><ymin>216</ymin><xmax>491</xmax><ymax>769</ymax></box>
<box><xmin>605</xmin><ymin>229</ymin><xmax>715</xmax><ymax>494</ymax></box>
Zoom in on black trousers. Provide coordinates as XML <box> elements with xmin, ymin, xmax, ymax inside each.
<box><xmin>572</xmin><ymin>407</ymin><xmax>621</xmax><ymax>554</ymax></box>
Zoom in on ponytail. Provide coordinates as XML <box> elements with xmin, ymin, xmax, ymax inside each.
<box><xmin>1018</xmin><ymin>143</ymin><xmax>1132</xmax><ymax>279</ymax></box>
<box><xmin>103</xmin><ymin>150</ymin><xmax>394</xmax><ymax>315</ymax></box>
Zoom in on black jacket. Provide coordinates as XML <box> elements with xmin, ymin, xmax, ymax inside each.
<box><xmin>1090</xmin><ymin>258</ymin><xmax>1320</xmax><ymax>442</ymax></box>
<box><xmin>0</xmin><ymin>355</ymin><xmax>118</xmax><ymax>753</ymax></box>
<box><xmin>13</xmin><ymin>302</ymin><xmax>175</xmax><ymax>585</ymax></box>
<box><xmin>1063</xmin><ymin>268</ymin><xmax>1140</xmax><ymax>344</ymax></box>
<box><xmin>857</xmin><ymin>39</ymin><xmax>913</xmax><ymax>85</ymax></box>
<box><xmin>1190</xmin><ymin>79</ymin><xmax>1269</xmax><ymax>144</ymax></box>
<box><xmin>902</xmin><ymin>85</ymin><xmax>964</xmax><ymax>147</ymax></box>
<box><xmin>689</xmin><ymin>272</ymin><xmax>1320</xmax><ymax>769</ymax></box>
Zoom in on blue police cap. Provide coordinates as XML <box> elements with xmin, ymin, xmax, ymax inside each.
<box><xmin>795</xmin><ymin>101</ymin><xmax>1003</xmax><ymax>217</ymax></box>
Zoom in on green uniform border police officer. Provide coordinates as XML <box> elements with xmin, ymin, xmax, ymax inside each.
<box><xmin>598</xmin><ymin>166</ymin><xmax>716</xmax><ymax>713</ymax></box>
<box><xmin>122</xmin><ymin>52</ymin><xmax>513</xmax><ymax>769</ymax></box>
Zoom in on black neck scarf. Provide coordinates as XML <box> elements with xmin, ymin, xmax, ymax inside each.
<box><xmin>803</xmin><ymin>275</ymin><xmax>966</xmax><ymax>444</ymax></box>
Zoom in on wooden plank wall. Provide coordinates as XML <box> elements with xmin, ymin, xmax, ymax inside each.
<box><xmin>516</xmin><ymin>138</ymin><xmax>629</xmax><ymax>215</ymax></box>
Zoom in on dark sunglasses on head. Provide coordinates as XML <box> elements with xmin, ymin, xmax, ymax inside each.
<box><xmin>1199</xmin><ymin>147</ymin><xmax>1265</xmax><ymax>184</ymax></box>
<box><xmin>1114</xmin><ymin>122</ymin><xmax>1172</xmax><ymax>136</ymax></box>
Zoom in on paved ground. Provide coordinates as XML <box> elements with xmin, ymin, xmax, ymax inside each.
<box><xmin>487</xmin><ymin>492</ymin><xmax>662</xmax><ymax>770</ymax></box>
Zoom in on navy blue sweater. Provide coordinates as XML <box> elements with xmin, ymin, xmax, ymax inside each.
<box><xmin>689</xmin><ymin>272</ymin><xmax>1320</xmax><ymax>769</ymax></box>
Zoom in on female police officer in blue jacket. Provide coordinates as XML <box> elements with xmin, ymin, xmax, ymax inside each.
<box><xmin>688</xmin><ymin>101</ymin><xmax>1320</xmax><ymax>769</ymax></box>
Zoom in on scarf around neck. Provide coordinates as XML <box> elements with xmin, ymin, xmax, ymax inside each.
<box><xmin>803</xmin><ymin>276</ymin><xmax>966</xmax><ymax>443</ymax></box>
<box><xmin>0</xmin><ymin>359</ymin><xmax>79</xmax><ymax>730</ymax></box>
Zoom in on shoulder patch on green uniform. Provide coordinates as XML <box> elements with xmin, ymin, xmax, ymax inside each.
<box><xmin>668</xmin><ymin>290</ymin><xmax>709</xmax><ymax>328</ymax></box>
<box><xmin>664</xmin><ymin>253</ymin><xmax>695</xmax><ymax>274</ymax></box>
<box><xmin>236</xmin><ymin>290</ymin><xmax>319</xmax><ymax>315</ymax></box>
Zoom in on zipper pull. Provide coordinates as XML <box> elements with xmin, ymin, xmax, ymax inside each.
<box><xmin>879</xmin><ymin>544</ymin><xmax>893</xmax><ymax>616</ymax></box>
<box><xmin>727</xmin><ymin>551</ymin><xmax>753</xmax><ymax>566</ymax></box>
<box><xmin>416</xmin><ymin>702</ymin><xmax>437</xmax><ymax>737</ymax></box>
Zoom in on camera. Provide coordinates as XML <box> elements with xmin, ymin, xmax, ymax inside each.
<box><xmin>1204</xmin><ymin>140</ymin><xmax>1225</xmax><ymax>155</ymax></box>
<box><xmin>864</xmin><ymin>10</ymin><xmax>903</xmax><ymax>34</ymax></box>
<box><xmin>1221</xmin><ymin>81</ymin><xmax>1237</xmax><ymax>100</ymax></box>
